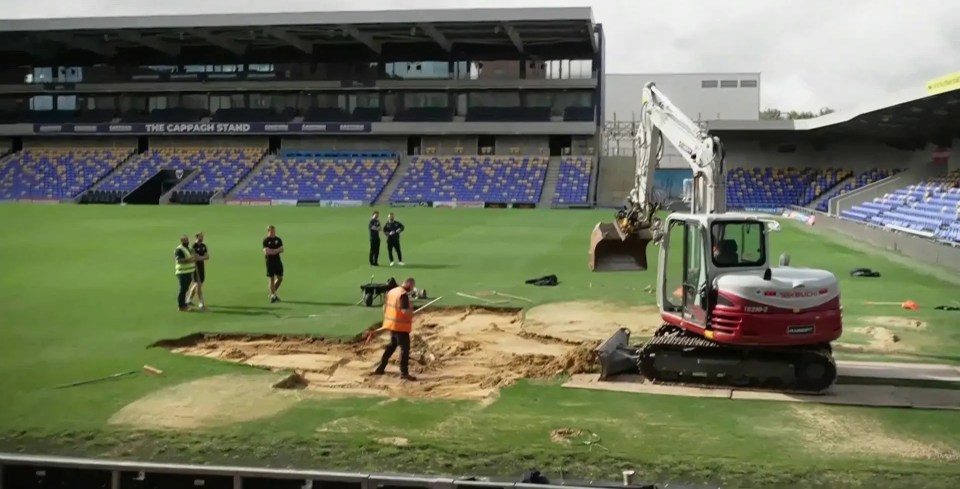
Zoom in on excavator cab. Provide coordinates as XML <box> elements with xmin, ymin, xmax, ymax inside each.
<box><xmin>588</xmin><ymin>222</ymin><xmax>655</xmax><ymax>272</ymax></box>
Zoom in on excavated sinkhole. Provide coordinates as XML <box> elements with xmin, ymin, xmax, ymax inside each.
<box><xmin>151</xmin><ymin>305</ymin><xmax>610</xmax><ymax>401</ymax></box>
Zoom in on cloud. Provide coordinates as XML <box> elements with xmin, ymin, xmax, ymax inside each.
<box><xmin>3</xmin><ymin>0</ymin><xmax>958</xmax><ymax>110</ymax></box>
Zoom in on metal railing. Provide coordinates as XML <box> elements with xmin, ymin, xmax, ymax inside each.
<box><xmin>0</xmin><ymin>453</ymin><xmax>663</xmax><ymax>489</ymax></box>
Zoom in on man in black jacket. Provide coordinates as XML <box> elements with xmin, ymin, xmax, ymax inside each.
<box><xmin>368</xmin><ymin>210</ymin><xmax>382</xmax><ymax>266</ymax></box>
<box><xmin>384</xmin><ymin>212</ymin><xmax>405</xmax><ymax>266</ymax></box>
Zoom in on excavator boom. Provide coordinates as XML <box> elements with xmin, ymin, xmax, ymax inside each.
<box><xmin>589</xmin><ymin>81</ymin><xmax>725</xmax><ymax>272</ymax></box>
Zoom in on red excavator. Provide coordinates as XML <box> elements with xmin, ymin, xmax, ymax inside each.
<box><xmin>589</xmin><ymin>82</ymin><xmax>842</xmax><ymax>391</ymax></box>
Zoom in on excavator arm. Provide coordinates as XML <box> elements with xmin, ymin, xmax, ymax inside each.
<box><xmin>589</xmin><ymin>82</ymin><xmax>728</xmax><ymax>272</ymax></box>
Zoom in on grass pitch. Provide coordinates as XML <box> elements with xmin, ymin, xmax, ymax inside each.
<box><xmin>1</xmin><ymin>204</ymin><xmax>959</xmax><ymax>489</ymax></box>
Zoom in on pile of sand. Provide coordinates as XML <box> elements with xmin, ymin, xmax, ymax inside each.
<box><xmin>154</xmin><ymin>302</ymin><xmax>662</xmax><ymax>402</ymax></box>
<box><xmin>835</xmin><ymin>315</ymin><xmax>923</xmax><ymax>353</ymax></box>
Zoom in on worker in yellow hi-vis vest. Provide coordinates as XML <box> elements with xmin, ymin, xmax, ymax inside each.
<box><xmin>370</xmin><ymin>277</ymin><xmax>417</xmax><ymax>381</ymax></box>
<box><xmin>174</xmin><ymin>234</ymin><xmax>197</xmax><ymax>312</ymax></box>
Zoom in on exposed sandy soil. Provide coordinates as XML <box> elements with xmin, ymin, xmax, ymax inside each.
<box><xmin>152</xmin><ymin>303</ymin><xmax>663</xmax><ymax>404</ymax></box>
<box><xmin>377</xmin><ymin>436</ymin><xmax>410</xmax><ymax>447</ymax></box>
<box><xmin>523</xmin><ymin>301</ymin><xmax>662</xmax><ymax>341</ymax></box>
<box><xmin>108</xmin><ymin>374</ymin><xmax>301</xmax><ymax>430</ymax></box>
<box><xmin>834</xmin><ymin>316</ymin><xmax>930</xmax><ymax>354</ymax></box>
<box><xmin>860</xmin><ymin>315</ymin><xmax>927</xmax><ymax>331</ymax></box>
<box><xmin>789</xmin><ymin>404</ymin><xmax>960</xmax><ymax>461</ymax></box>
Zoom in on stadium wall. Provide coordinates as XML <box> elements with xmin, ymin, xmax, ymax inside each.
<box><xmin>804</xmin><ymin>213</ymin><xmax>960</xmax><ymax>273</ymax></box>
<box><xmin>149</xmin><ymin>136</ymin><xmax>268</xmax><ymax>148</ymax></box>
<box><xmin>282</xmin><ymin>137</ymin><xmax>406</xmax><ymax>154</ymax></box>
<box><xmin>604</xmin><ymin>73</ymin><xmax>761</xmax><ymax>122</ymax></box>
<box><xmin>22</xmin><ymin>137</ymin><xmax>137</xmax><ymax>148</ymax></box>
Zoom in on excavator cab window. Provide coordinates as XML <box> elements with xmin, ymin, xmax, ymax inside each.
<box><xmin>710</xmin><ymin>221</ymin><xmax>766</xmax><ymax>268</ymax></box>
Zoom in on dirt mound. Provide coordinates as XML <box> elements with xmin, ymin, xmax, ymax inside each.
<box><xmin>836</xmin><ymin>326</ymin><xmax>912</xmax><ymax>353</ymax></box>
<box><xmin>523</xmin><ymin>301</ymin><xmax>661</xmax><ymax>342</ymax></box>
<box><xmin>273</xmin><ymin>371</ymin><xmax>308</xmax><ymax>389</ymax></box>
<box><xmin>550</xmin><ymin>428</ymin><xmax>583</xmax><ymax>444</ymax></box>
<box><xmin>157</xmin><ymin>304</ymin><xmax>613</xmax><ymax>402</ymax></box>
<box><xmin>862</xmin><ymin>316</ymin><xmax>926</xmax><ymax>330</ymax></box>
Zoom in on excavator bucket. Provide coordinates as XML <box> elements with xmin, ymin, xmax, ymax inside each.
<box><xmin>589</xmin><ymin>222</ymin><xmax>653</xmax><ymax>272</ymax></box>
<box><xmin>596</xmin><ymin>327</ymin><xmax>640</xmax><ymax>380</ymax></box>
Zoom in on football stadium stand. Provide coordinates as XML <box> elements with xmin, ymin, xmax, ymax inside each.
<box><xmin>726</xmin><ymin>167</ymin><xmax>849</xmax><ymax>209</ymax></box>
<box><xmin>813</xmin><ymin>168</ymin><xmax>902</xmax><ymax>212</ymax></box>
<box><xmin>390</xmin><ymin>155</ymin><xmax>547</xmax><ymax>204</ymax></box>
<box><xmin>840</xmin><ymin>170</ymin><xmax>960</xmax><ymax>242</ymax></box>
<box><xmin>0</xmin><ymin>148</ymin><xmax>134</xmax><ymax>200</ymax></box>
<box><xmin>98</xmin><ymin>147</ymin><xmax>265</xmax><ymax>195</ymax></box>
<box><xmin>553</xmin><ymin>156</ymin><xmax>594</xmax><ymax>205</ymax></box>
<box><xmin>233</xmin><ymin>151</ymin><xmax>398</xmax><ymax>202</ymax></box>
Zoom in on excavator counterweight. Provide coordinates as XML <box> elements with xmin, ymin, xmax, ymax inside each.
<box><xmin>588</xmin><ymin>222</ymin><xmax>653</xmax><ymax>272</ymax></box>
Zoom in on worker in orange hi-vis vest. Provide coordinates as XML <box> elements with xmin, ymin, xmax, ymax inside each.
<box><xmin>371</xmin><ymin>277</ymin><xmax>418</xmax><ymax>381</ymax></box>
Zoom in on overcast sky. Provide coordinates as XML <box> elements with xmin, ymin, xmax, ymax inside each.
<box><xmin>3</xmin><ymin>0</ymin><xmax>958</xmax><ymax>111</ymax></box>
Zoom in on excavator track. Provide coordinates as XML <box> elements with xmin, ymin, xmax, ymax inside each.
<box><xmin>638</xmin><ymin>324</ymin><xmax>837</xmax><ymax>393</ymax></box>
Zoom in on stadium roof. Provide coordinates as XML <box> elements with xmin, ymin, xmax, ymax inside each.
<box><xmin>0</xmin><ymin>7</ymin><xmax>599</xmax><ymax>66</ymax></box>
<box><xmin>708</xmin><ymin>73</ymin><xmax>960</xmax><ymax>149</ymax></box>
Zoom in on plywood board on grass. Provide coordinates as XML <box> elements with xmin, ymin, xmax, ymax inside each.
<box><xmin>837</xmin><ymin>361</ymin><xmax>960</xmax><ymax>382</ymax></box>
<box><xmin>563</xmin><ymin>375</ymin><xmax>960</xmax><ymax>410</ymax></box>
<box><xmin>564</xmin><ymin>374</ymin><xmax>733</xmax><ymax>399</ymax></box>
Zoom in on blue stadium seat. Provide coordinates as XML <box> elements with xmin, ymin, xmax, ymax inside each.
<box><xmin>0</xmin><ymin>148</ymin><xmax>134</xmax><ymax>200</ymax></box>
<box><xmin>98</xmin><ymin>147</ymin><xmax>265</xmax><ymax>194</ymax></box>
<box><xmin>553</xmin><ymin>156</ymin><xmax>593</xmax><ymax>205</ymax></box>
<box><xmin>840</xmin><ymin>170</ymin><xmax>960</xmax><ymax>243</ymax></box>
<box><xmin>234</xmin><ymin>152</ymin><xmax>399</xmax><ymax>202</ymax></box>
<box><xmin>391</xmin><ymin>155</ymin><xmax>547</xmax><ymax>204</ymax></box>
<box><xmin>813</xmin><ymin>168</ymin><xmax>900</xmax><ymax>212</ymax></box>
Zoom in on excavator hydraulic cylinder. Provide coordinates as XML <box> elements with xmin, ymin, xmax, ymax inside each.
<box><xmin>589</xmin><ymin>222</ymin><xmax>653</xmax><ymax>272</ymax></box>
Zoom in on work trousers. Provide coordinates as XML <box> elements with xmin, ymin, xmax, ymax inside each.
<box><xmin>176</xmin><ymin>272</ymin><xmax>193</xmax><ymax>307</ymax></box>
<box><xmin>387</xmin><ymin>238</ymin><xmax>403</xmax><ymax>262</ymax></box>
<box><xmin>377</xmin><ymin>331</ymin><xmax>411</xmax><ymax>374</ymax></box>
<box><xmin>369</xmin><ymin>238</ymin><xmax>380</xmax><ymax>265</ymax></box>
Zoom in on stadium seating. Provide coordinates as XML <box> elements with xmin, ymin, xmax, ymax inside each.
<box><xmin>391</xmin><ymin>155</ymin><xmax>547</xmax><ymax>204</ymax></box>
<box><xmin>0</xmin><ymin>147</ymin><xmax>134</xmax><ymax>200</ymax></box>
<box><xmin>726</xmin><ymin>167</ymin><xmax>848</xmax><ymax>209</ymax></box>
<box><xmin>812</xmin><ymin>168</ymin><xmax>900</xmax><ymax>212</ymax></box>
<box><xmin>553</xmin><ymin>156</ymin><xmax>593</xmax><ymax>205</ymax></box>
<box><xmin>234</xmin><ymin>151</ymin><xmax>398</xmax><ymax>202</ymax></box>
<box><xmin>840</xmin><ymin>171</ymin><xmax>960</xmax><ymax>243</ymax></box>
<box><xmin>98</xmin><ymin>147</ymin><xmax>265</xmax><ymax>195</ymax></box>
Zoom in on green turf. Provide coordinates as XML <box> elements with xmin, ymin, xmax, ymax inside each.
<box><xmin>1</xmin><ymin>204</ymin><xmax>959</xmax><ymax>489</ymax></box>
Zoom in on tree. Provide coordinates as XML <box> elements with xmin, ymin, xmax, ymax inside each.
<box><xmin>759</xmin><ymin>107</ymin><xmax>835</xmax><ymax>120</ymax></box>
<box><xmin>760</xmin><ymin>108</ymin><xmax>782</xmax><ymax>120</ymax></box>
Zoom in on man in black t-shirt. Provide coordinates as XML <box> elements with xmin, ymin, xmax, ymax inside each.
<box><xmin>188</xmin><ymin>231</ymin><xmax>209</xmax><ymax>310</ymax></box>
<box><xmin>263</xmin><ymin>225</ymin><xmax>285</xmax><ymax>303</ymax></box>
<box><xmin>383</xmin><ymin>212</ymin><xmax>405</xmax><ymax>266</ymax></box>
<box><xmin>368</xmin><ymin>210</ymin><xmax>381</xmax><ymax>266</ymax></box>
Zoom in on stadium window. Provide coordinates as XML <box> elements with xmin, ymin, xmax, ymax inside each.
<box><xmin>30</xmin><ymin>95</ymin><xmax>53</xmax><ymax>111</ymax></box>
<box><xmin>701</xmin><ymin>80</ymin><xmax>718</xmax><ymax>88</ymax></box>
<box><xmin>404</xmin><ymin>92</ymin><xmax>448</xmax><ymax>108</ymax></box>
<box><xmin>720</xmin><ymin>80</ymin><xmax>738</xmax><ymax>88</ymax></box>
<box><xmin>56</xmin><ymin>95</ymin><xmax>77</xmax><ymax>111</ymax></box>
<box><xmin>739</xmin><ymin>79</ymin><xmax>758</xmax><ymax>88</ymax></box>
<box><xmin>249</xmin><ymin>94</ymin><xmax>272</xmax><ymax>109</ymax></box>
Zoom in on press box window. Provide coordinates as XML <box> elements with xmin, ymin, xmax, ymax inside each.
<box><xmin>701</xmin><ymin>80</ymin><xmax>718</xmax><ymax>88</ymax></box>
<box><xmin>720</xmin><ymin>80</ymin><xmax>738</xmax><ymax>88</ymax></box>
<box><xmin>740</xmin><ymin>79</ymin><xmax>758</xmax><ymax>88</ymax></box>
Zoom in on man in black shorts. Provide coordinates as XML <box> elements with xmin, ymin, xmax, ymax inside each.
<box><xmin>188</xmin><ymin>232</ymin><xmax>209</xmax><ymax>310</ymax></box>
<box><xmin>263</xmin><ymin>225</ymin><xmax>285</xmax><ymax>303</ymax></box>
